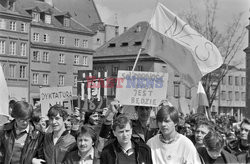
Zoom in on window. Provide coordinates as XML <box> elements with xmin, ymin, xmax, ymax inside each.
<box><xmin>228</xmin><ymin>91</ymin><xmax>233</xmax><ymax>100</ymax></box>
<box><xmin>83</xmin><ymin>56</ymin><xmax>88</xmax><ymax>65</ymax></box>
<box><xmin>112</xmin><ymin>66</ymin><xmax>118</xmax><ymax>76</ymax></box>
<box><xmin>127</xmin><ymin>66</ymin><xmax>133</xmax><ymax>71</ymax></box>
<box><xmin>221</xmin><ymin>91</ymin><xmax>226</xmax><ymax>100</ymax></box>
<box><xmin>235</xmin><ymin>91</ymin><xmax>240</xmax><ymax>101</ymax></box>
<box><xmin>0</xmin><ymin>40</ymin><xmax>5</xmax><ymax>54</ymax></box>
<box><xmin>19</xmin><ymin>65</ymin><xmax>26</xmax><ymax>78</ymax></box>
<box><xmin>33</xmin><ymin>73</ymin><xmax>39</xmax><ymax>84</ymax></box>
<box><xmin>74</xmin><ymin>55</ymin><xmax>79</xmax><ymax>64</ymax></box>
<box><xmin>137</xmin><ymin>65</ymin><xmax>143</xmax><ymax>71</ymax></box>
<box><xmin>74</xmin><ymin>38</ymin><xmax>79</xmax><ymax>47</ymax></box>
<box><xmin>0</xmin><ymin>19</ymin><xmax>6</xmax><ymax>29</ymax></box>
<box><xmin>74</xmin><ymin>76</ymin><xmax>77</xmax><ymax>87</ymax></box>
<box><xmin>59</xmin><ymin>36</ymin><xmax>65</xmax><ymax>45</ymax></box>
<box><xmin>83</xmin><ymin>40</ymin><xmax>88</xmax><ymax>48</ymax></box>
<box><xmin>59</xmin><ymin>75</ymin><xmax>64</xmax><ymax>86</ymax></box>
<box><xmin>21</xmin><ymin>23</ymin><xmax>26</xmax><ymax>32</ymax></box>
<box><xmin>32</xmin><ymin>12</ymin><xmax>40</xmax><ymax>22</ymax></box>
<box><xmin>45</xmin><ymin>15</ymin><xmax>51</xmax><ymax>24</ymax></box>
<box><xmin>9</xmin><ymin>64</ymin><xmax>15</xmax><ymax>78</ymax></box>
<box><xmin>235</xmin><ymin>76</ymin><xmax>239</xmax><ymax>86</ymax></box>
<box><xmin>43</xmin><ymin>74</ymin><xmax>48</xmax><ymax>85</ymax></box>
<box><xmin>42</xmin><ymin>52</ymin><xmax>49</xmax><ymax>62</ymax></box>
<box><xmin>9</xmin><ymin>21</ymin><xmax>16</xmax><ymax>31</ymax></box>
<box><xmin>59</xmin><ymin>53</ymin><xmax>65</xmax><ymax>63</ymax></box>
<box><xmin>222</xmin><ymin>76</ymin><xmax>226</xmax><ymax>85</ymax></box>
<box><xmin>241</xmin><ymin>77</ymin><xmax>246</xmax><ymax>86</ymax></box>
<box><xmin>241</xmin><ymin>92</ymin><xmax>246</xmax><ymax>101</ymax></box>
<box><xmin>228</xmin><ymin>76</ymin><xmax>233</xmax><ymax>85</ymax></box>
<box><xmin>20</xmin><ymin>43</ymin><xmax>26</xmax><ymax>56</ymax></box>
<box><xmin>174</xmin><ymin>82</ymin><xmax>180</xmax><ymax>98</ymax></box>
<box><xmin>9</xmin><ymin>41</ymin><xmax>16</xmax><ymax>55</ymax></box>
<box><xmin>43</xmin><ymin>34</ymin><xmax>49</xmax><ymax>43</ymax></box>
<box><xmin>63</xmin><ymin>18</ymin><xmax>70</xmax><ymax>27</ymax></box>
<box><xmin>33</xmin><ymin>51</ymin><xmax>40</xmax><ymax>61</ymax></box>
<box><xmin>185</xmin><ymin>86</ymin><xmax>191</xmax><ymax>99</ymax></box>
<box><xmin>33</xmin><ymin>33</ymin><xmax>39</xmax><ymax>42</ymax></box>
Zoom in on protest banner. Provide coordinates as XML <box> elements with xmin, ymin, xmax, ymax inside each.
<box><xmin>116</xmin><ymin>71</ymin><xmax>168</xmax><ymax>107</ymax></box>
<box><xmin>77</xmin><ymin>70</ymin><xmax>107</xmax><ymax>112</ymax></box>
<box><xmin>40</xmin><ymin>86</ymin><xmax>73</xmax><ymax>116</ymax></box>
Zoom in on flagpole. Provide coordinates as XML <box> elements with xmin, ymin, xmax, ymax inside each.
<box><xmin>132</xmin><ymin>48</ymin><xmax>142</xmax><ymax>71</ymax></box>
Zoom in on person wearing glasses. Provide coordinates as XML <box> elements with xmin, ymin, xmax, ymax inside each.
<box><xmin>225</xmin><ymin>118</ymin><xmax>250</xmax><ymax>155</ymax></box>
<box><xmin>197</xmin><ymin>131</ymin><xmax>238</xmax><ymax>164</ymax></box>
<box><xmin>0</xmin><ymin>101</ymin><xmax>44</xmax><ymax>164</ymax></box>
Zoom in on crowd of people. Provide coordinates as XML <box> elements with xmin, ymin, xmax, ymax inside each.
<box><xmin>0</xmin><ymin>99</ymin><xmax>249</xmax><ymax>164</ymax></box>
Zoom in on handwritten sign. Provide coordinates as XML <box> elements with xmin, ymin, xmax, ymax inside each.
<box><xmin>116</xmin><ymin>71</ymin><xmax>168</xmax><ymax>107</ymax></box>
<box><xmin>40</xmin><ymin>86</ymin><xmax>73</xmax><ymax>116</ymax></box>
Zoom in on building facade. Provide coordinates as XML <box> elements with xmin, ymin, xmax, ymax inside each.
<box><xmin>17</xmin><ymin>0</ymin><xmax>95</xmax><ymax>104</ymax></box>
<box><xmin>94</xmin><ymin>21</ymin><xmax>196</xmax><ymax>115</ymax></box>
<box><xmin>211</xmin><ymin>66</ymin><xmax>246</xmax><ymax>121</ymax></box>
<box><xmin>0</xmin><ymin>0</ymin><xmax>32</xmax><ymax>102</ymax></box>
<box><xmin>244</xmin><ymin>17</ymin><xmax>250</xmax><ymax>118</ymax></box>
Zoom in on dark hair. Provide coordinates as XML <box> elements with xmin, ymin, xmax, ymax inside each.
<box><xmin>77</xmin><ymin>125</ymin><xmax>97</xmax><ymax>146</ymax></box>
<box><xmin>240</xmin><ymin>118</ymin><xmax>250</xmax><ymax>128</ymax></box>
<box><xmin>196</xmin><ymin>120</ymin><xmax>214</xmax><ymax>131</ymax></box>
<box><xmin>11</xmin><ymin>101</ymin><xmax>33</xmax><ymax>119</ymax></box>
<box><xmin>135</xmin><ymin>106</ymin><xmax>152</xmax><ymax>111</ymax></box>
<box><xmin>203</xmin><ymin>131</ymin><xmax>225</xmax><ymax>151</ymax></box>
<box><xmin>112</xmin><ymin>114</ymin><xmax>132</xmax><ymax>131</ymax></box>
<box><xmin>47</xmin><ymin>104</ymin><xmax>68</xmax><ymax>121</ymax></box>
<box><xmin>156</xmin><ymin>105</ymin><xmax>179</xmax><ymax>124</ymax></box>
<box><xmin>9</xmin><ymin>100</ymin><xmax>16</xmax><ymax>109</ymax></box>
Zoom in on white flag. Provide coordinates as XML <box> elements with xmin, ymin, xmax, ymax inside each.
<box><xmin>142</xmin><ymin>2</ymin><xmax>223</xmax><ymax>86</ymax></box>
<box><xmin>0</xmin><ymin>65</ymin><xmax>9</xmax><ymax>116</ymax></box>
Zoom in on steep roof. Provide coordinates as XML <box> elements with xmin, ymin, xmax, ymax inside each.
<box><xmin>0</xmin><ymin>1</ymin><xmax>31</xmax><ymax>18</ymax></box>
<box><xmin>53</xmin><ymin>0</ymin><xmax>102</xmax><ymax>28</ymax></box>
<box><xmin>16</xmin><ymin>0</ymin><xmax>94</xmax><ymax>34</ymax></box>
<box><xmin>94</xmin><ymin>21</ymin><xmax>149</xmax><ymax>57</ymax></box>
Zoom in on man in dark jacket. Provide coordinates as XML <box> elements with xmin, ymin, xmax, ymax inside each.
<box><xmin>0</xmin><ymin>101</ymin><xmax>44</xmax><ymax>164</ymax></box>
<box><xmin>100</xmin><ymin>114</ymin><xmax>152</xmax><ymax>164</ymax></box>
<box><xmin>33</xmin><ymin>104</ymin><xmax>76</xmax><ymax>164</ymax></box>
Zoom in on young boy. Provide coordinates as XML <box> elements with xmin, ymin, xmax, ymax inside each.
<box><xmin>147</xmin><ymin>104</ymin><xmax>201</xmax><ymax>164</ymax></box>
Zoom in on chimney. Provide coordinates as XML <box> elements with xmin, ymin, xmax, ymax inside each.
<box><xmin>8</xmin><ymin>0</ymin><xmax>16</xmax><ymax>11</ymax></box>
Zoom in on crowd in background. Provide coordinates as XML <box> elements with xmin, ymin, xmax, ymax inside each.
<box><xmin>0</xmin><ymin>99</ymin><xmax>250</xmax><ymax>164</ymax></box>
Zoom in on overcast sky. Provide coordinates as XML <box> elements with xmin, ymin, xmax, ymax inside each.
<box><xmin>93</xmin><ymin>0</ymin><xmax>249</xmax><ymax>30</ymax></box>
<box><xmin>53</xmin><ymin>0</ymin><xmax>249</xmax><ymax>66</ymax></box>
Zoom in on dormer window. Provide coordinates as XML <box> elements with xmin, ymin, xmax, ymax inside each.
<box><xmin>45</xmin><ymin>14</ymin><xmax>51</xmax><ymax>24</ymax></box>
<box><xmin>64</xmin><ymin>18</ymin><xmax>70</xmax><ymax>27</ymax></box>
<box><xmin>32</xmin><ymin>12</ymin><xmax>40</xmax><ymax>22</ymax></box>
<box><xmin>108</xmin><ymin>43</ymin><xmax>116</xmax><ymax>47</ymax></box>
<box><xmin>55</xmin><ymin>12</ymin><xmax>71</xmax><ymax>27</ymax></box>
<box><xmin>135</xmin><ymin>25</ymin><xmax>141</xmax><ymax>33</ymax></box>
<box><xmin>121</xmin><ymin>42</ymin><xmax>128</xmax><ymax>47</ymax></box>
